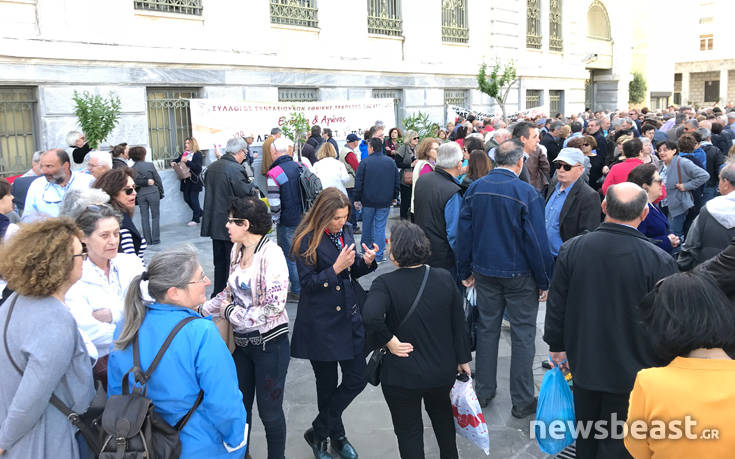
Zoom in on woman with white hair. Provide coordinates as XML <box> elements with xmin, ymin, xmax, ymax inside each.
<box><xmin>66</xmin><ymin>131</ymin><xmax>91</xmax><ymax>165</ymax></box>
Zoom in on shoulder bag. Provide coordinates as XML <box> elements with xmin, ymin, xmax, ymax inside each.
<box><xmin>365</xmin><ymin>266</ymin><xmax>430</xmax><ymax>386</ymax></box>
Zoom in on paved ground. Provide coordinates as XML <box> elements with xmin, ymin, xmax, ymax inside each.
<box><xmin>145</xmin><ymin>208</ymin><xmax>553</xmax><ymax>459</ymax></box>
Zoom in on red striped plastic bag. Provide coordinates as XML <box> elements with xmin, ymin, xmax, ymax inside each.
<box><xmin>450</xmin><ymin>374</ymin><xmax>490</xmax><ymax>455</ymax></box>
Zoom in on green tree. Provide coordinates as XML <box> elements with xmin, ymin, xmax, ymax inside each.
<box><xmin>401</xmin><ymin>111</ymin><xmax>438</xmax><ymax>140</ymax></box>
<box><xmin>72</xmin><ymin>91</ymin><xmax>121</xmax><ymax>150</ymax></box>
<box><xmin>477</xmin><ymin>62</ymin><xmax>518</xmax><ymax>121</ymax></box>
<box><xmin>629</xmin><ymin>72</ymin><xmax>647</xmax><ymax>105</ymax></box>
<box><xmin>280</xmin><ymin>112</ymin><xmax>311</xmax><ymax>157</ymax></box>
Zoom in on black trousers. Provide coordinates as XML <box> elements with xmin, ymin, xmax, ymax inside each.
<box><xmin>182</xmin><ymin>189</ymin><xmax>202</xmax><ymax>222</ymax></box>
<box><xmin>211</xmin><ymin>239</ymin><xmax>233</xmax><ymax>298</ymax></box>
<box><xmin>309</xmin><ymin>355</ymin><xmax>367</xmax><ymax>440</ymax></box>
<box><xmin>400</xmin><ymin>184</ymin><xmax>412</xmax><ymax>220</ymax></box>
<box><xmin>381</xmin><ymin>384</ymin><xmax>458</xmax><ymax>459</ymax></box>
<box><xmin>573</xmin><ymin>385</ymin><xmax>632</xmax><ymax>459</ymax></box>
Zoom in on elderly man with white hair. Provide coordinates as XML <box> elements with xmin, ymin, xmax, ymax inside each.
<box><xmin>86</xmin><ymin>150</ymin><xmax>113</xmax><ymax>180</ymax></box>
<box><xmin>66</xmin><ymin>130</ymin><xmax>91</xmax><ymax>165</ymax></box>
<box><xmin>485</xmin><ymin>128</ymin><xmax>511</xmax><ymax>159</ymax></box>
<box><xmin>201</xmin><ymin>136</ymin><xmax>255</xmax><ymax>296</ymax></box>
<box><xmin>413</xmin><ymin>141</ymin><xmax>465</xmax><ymax>276</ymax></box>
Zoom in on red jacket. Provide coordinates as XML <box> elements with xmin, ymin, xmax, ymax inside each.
<box><xmin>601</xmin><ymin>158</ymin><xmax>643</xmax><ymax>195</ymax></box>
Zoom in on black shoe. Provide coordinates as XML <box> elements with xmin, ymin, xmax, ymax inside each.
<box><xmin>331</xmin><ymin>435</ymin><xmax>358</xmax><ymax>459</ymax></box>
<box><xmin>287</xmin><ymin>292</ymin><xmax>301</xmax><ymax>303</ymax></box>
<box><xmin>542</xmin><ymin>360</ymin><xmax>553</xmax><ymax>370</ymax></box>
<box><xmin>478</xmin><ymin>393</ymin><xmax>496</xmax><ymax>408</ymax></box>
<box><xmin>304</xmin><ymin>428</ymin><xmax>333</xmax><ymax>459</ymax></box>
<box><xmin>511</xmin><ymin>397</ymin><xmax>538</xmax><ymax>418</ymax></box>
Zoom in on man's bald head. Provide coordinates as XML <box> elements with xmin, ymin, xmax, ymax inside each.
<box><xmin>603</xmin><ymin>182</ymin><xmax>648</xmax><ymax>223</ymax></box>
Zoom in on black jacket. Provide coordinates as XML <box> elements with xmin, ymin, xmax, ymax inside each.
<box><xmin>200</xmin><ymin>154</ymin><xmax>254</xmax><ymax>240</ymax></box>
<box><xmin>544</xmin><ymin>223</ymin><xmax>678</xmax><ymax>393</ymax></box>
<box><xmin>413</xmin><ymin>168</ymin><xmax>462</xmax><ymax>273</ymax></box>
<box><xmin>703</xmin><ymin>144</ymin><xmax>725</xmax><ymax>188</ymax></box>
<box><xmin>112</xmin><ymin>158</ymin><xmax>128</xmax><ymax>170</ymax></box>
<box><xmin>678</xmin><ymin>206</ymin><xmax>735</xmax><ymax>271</ymax></box>
<box><xmin>72</xmin><ymin>143</ymin><xmax>91</xmax><ymax>164</ymax></box>
<box><xmin>711</xmin><ymin>133</ymin><xmax>732</xmax><ymax>159</ymax></box>
<box><xmin>354</xmin><ymin>151</ymin><xmax>400</xmax><ymax>208</ymax></box>
<box><xmin>362</xmin><ymin>266</ymin><xmax>471</xmax><ymax>389</ymax></box>
<box><xmin>173</xmin><ymin>151</ymin><xmax>203</xmax><ymax>192</ymax></box>
<box><xmin>540</xmin><ymin>132</ymin><xmax>562</xmax><ymax>164</ymax></box>
<box><xmin>698</xmin><ymin>236</ymin><xmax>735</xmax><ymax>303</ymax></box>
<box><xmin>10</xmin><ymin>175</ymin><xmax>41</xmax><ymax>216</ymax></box>
<box><xmin>545</xmin><ymin>178</ymin><xmax>601</xmax><ymax>243</ymax></box>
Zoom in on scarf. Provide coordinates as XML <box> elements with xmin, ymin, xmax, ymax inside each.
<box><xmin>324</xmin><ymin>228</ymin><xmax>344</xmax><ymax>251</ymax></box>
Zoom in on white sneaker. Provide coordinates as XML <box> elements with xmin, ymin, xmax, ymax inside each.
<box><xmin>187</xmin><ymin>221</ymin><xmax>198</xmax><ymax>226</ymax></box>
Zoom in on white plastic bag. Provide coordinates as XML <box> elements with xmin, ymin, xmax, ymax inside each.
<box><xmin>450</xmin><ymin>375</ymin><xmax>490</xmax><ymax>455</ymax></box>
<box><xmin>466</xmin><ymin>286</ymin><xmax>477</xmax><ymax>307</ymax></box>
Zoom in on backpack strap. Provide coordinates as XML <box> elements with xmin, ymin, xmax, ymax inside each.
<box><xmin>174</xmin><ymin>390</ymin><xmax>204</xmax><ymax>431</ymax></box>
<box><xmin>133</xmin><ymin>316</ymin><xmax>200</xmax><ymax>384</ymax></box>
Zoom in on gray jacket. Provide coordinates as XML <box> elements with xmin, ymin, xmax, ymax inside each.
<box><xmin>660</xmin><ymin>155</ymin><xmax>709</xmax><ymax>218</ymax></box>
<box><xmin>0</xmin><ymin>295</ymin><xmax>95</xmax><ymax>458</ymax></box>
<box><xmin>678</xmin><ymin>192</ymin><xmax>735</xmax><ymax>270</ymax></box>
<box><xmin>133</xmin><ymin>160</ymin><xmax>164</xmax><ymax>198</ymax></box>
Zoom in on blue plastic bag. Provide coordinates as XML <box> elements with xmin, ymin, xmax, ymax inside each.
<box><xmin>534</xmin><ymin>364</ymin><xmax>576</xmax><ymax>455</ymax></box>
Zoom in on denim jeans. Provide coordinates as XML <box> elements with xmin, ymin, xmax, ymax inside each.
<box><xmin>277</xmin><ymin>224</ymin><xmax>300</xmax><ymax>294</ymax></box>
<box><xmin>233</xmin><ymin>334</ymin><xmax>290</xmax><ymax>459</ymax></box>
<box><xmin>361</xmin><ymin>206</ymin><xmax>389</xmax><ymax>261</ymax></box>
<box><xmin>669</xmin><ymin>212</ymin><xmax>688</xmax><ymax>240</ymax></box>
<box><xmin>347</xmin><ymin>187</ymin><xmax>361</xmax><ymax>226</ymax></box>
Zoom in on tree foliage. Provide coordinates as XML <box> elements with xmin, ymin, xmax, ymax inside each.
<box><xmin>629</xmin><ymin>72</ymin><xmax>647</xmax><ymax>104</ymax></box>
<box><xmin>72</xmin><ymin>91</ymin><xmax>121</xmax><ymax>150</ymax></box>
<box><xmin>477</xmin><ymin>62</ymin><xmax>518</xmax><ymax>121</ymax></box>
<box><xmin>402</xmin><ymin>111</ymin><xmax>439</xmax><ymax>140</ymax></box>
<box><xmin>281</xmin><ymin>112</ymin><xmax>311</xmax><ymax>156</ymax></box>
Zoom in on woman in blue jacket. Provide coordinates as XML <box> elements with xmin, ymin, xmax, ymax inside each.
<box><xmin>107</xmin><ymin>246</ymin><xmax>248</xmax><ymax>459</ymax></box>
<box><xmin>290</xmin><ymin>188</ymin><xmax>378</xmax><ymax>459</ymax></box>
<box><xmin>628</xmin><ymin>163</ymin><xmax>680</xmax><ymax>254</ymax></box>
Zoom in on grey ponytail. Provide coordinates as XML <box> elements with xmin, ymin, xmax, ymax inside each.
<box><xmin>115</xmin><ymin>244</ymin><xmax>200</xmax><ymax>349</ymax></box>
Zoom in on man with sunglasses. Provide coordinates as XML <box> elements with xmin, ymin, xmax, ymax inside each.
<box><xmin>545</xmin><ymin>148</ymin><xmax>601</xmax><ymax>258</ymax></box>
<box><xmin>23</xmin><ymin>148</ymin><xmax>94</xmax><ymax>220</ymax></box>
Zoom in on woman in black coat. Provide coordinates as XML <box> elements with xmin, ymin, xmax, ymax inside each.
<box><xmin>362</xmin><ymin>221</ymin><xmax>471</xmax><ymax>459</ymax></box>
<box><xmin>171</xmin><ymin>137</ymin><xmax>203</xmax><ymax>225</ymax></box>
<box><xmin>290</xmin><ymin>187</ymin><xmax>378</xmax><ymax>459</ymax></box>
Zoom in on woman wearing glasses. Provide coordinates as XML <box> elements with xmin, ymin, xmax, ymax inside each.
<box><xmin>108</xmin><ymin>246</ymin><xmax>248</xmax><ymax>458</ymax></box>
<box><xmin>395</xmin><ymin>130</ymin><xmax>419</xmax><ymax>220</ymax></box>
<box><xmin>627</xmin><ymin>164</ymin><xmax>680</xmax><ymax>254</ymax></box>
<box><xmin>201</xmin><ymin>196</ymin><xmax>290</xmax><ymax>459</ymax></box>
<box><xmin>0</xmin><ymin>218</ymin><xmax>96</xmax><ymax>459</ymax></box>
<box><xmin>64</xmin><ymin>204</ymin><xmax>144</xmax><ymax>387</ymax></box>
<box><xmin>93</xmin><ymin>168</ymin><xmax>147</xmax><ymax>260</ymax></box>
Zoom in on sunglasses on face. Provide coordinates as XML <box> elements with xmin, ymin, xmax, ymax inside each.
<box><xmin>123</xmin><ymin>187</ymin><xmax>135</xmax><ymax>196</ymax></box>
<box><xmin>554</xmin><ymin>163</ymin><xmax>577</xmax><ymax>171</ymax></box>
<box><xmin>412</xmin><ymin>137</ymin><xmax>419</xmax><ymax>140</ymax></box>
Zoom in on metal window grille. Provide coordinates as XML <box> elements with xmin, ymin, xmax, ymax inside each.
<box><xmin>444</xmin><ymin>89</ymin><xmax>468</xmax><ymax>108</ymax></box>
<box><xmin>0</xmin><ymin>87</ymin><xmax>37</xmax><ymax>178</ymax></box>
<box><xmin>441</xmin><ymin>0</ymin><xmax>468</xmax><ymax>44</ymax></box>
<box><xmin>549</xmin><ymin>90</ymin><xmax>564</xmax><ymax>115</ymax></box>
<box><xmin>549</xmin><ymin>0</ymin><xmax>563</xmax><ymax>52</ymax></box>
<box><xmin>526</xmin><ymin>0</ymin><xmax>542</xmax><ymax>49</ymax></box>
<box><xmin>146</xmin><ymin>88</ymin><xmax>198</xmax><ymax>164</ymax></box>
<box><xmin>134</xmin><ymin>0</ymin><xmax>203</xmax><ymax>15</ymax></box>
<box><xmin>367</xmin><ymin>0</ymin><xmax>402</xmax><ymax>36</ymax></box>
<box><xmin>704</xmin><ymin>81</ymin><xmax>720</xmax><ymax>102</ymax></box>
<box><xmin>278</xmin><ymin>87</ymin><xmax>318</xmax><ymax>102</ymax></box>
<box><xmin>673</xmin><ymin>93</ymin><xmax>681</xmax><ymax>106</ymax></box>
<box><xmin>674</xmin><ymin>73</ymin><xmax>682</xmax><ymax>92</ymax></box>
<box><xmin>526</xmin><ymin>89</ymin><xmax>543</xmax><ymax>109</ymax></box>
<box><xmin>270</xmin><ymin>0</ymin><xmax>318</xmax><ymax>28</ymax></box>
<box><xmin>372</xmin><ymin>88</ymin><xmax>403</xmax><ymax>124</ymax></box>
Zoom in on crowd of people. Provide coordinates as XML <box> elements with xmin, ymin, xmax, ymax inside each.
<box><xmin>0</xmin><ymin>102</ymin><xmax>734</xmax><ymax>459</ymax></box>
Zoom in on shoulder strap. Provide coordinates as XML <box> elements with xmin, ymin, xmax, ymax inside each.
<box><xmin>397</xmin><ymin>266</ymin><xmax>431</xmax><ymax>331</ymax></box>
<box><xmin>133</xmin><ymin>316</ymin><xmax>199</xmax><ymax>384</ymax></box>
<box><xmin>677</xmin><ymin>156</ymin><xmax>682</xmax><ymax>184</ymax></box>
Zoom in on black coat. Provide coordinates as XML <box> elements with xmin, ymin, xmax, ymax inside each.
<box><xmin>698</xmin><ymin>236</ymin><xmax>735</xmax><ymax>303</ymax></box>
<box><xmin>290</xmin><ymin>225</ymin><xmax>377</xmax><ymax>361</ymax></box>
<box><xmin>540</xmin><ymin>132</ymin><xmax>562</xmax><ymax>163</ymax></box>
<box><xmin>544</xmin><ymin>223</ymin><xmax>679</xmax><ymax>393</ymax></box>
<box><xmin>173</xmin><ymin>151</ymin><xmax>203</xmax><ymax>192</ymax></box>
<box><xmin>200</xmin><ymin>154</ymin><xmax>254</xmax><ymax>240</ymax></box>
<box><xmin>711</xmin><ymin>132</ymin><xmax>732</xmax><ymax>158</ymax></box>
<box><xmin>11</xmin><ymin>175</ymin><xmax>42</xmax><ymax>216</ymax></box>
<box><xmin>545</xmin><ymin>178</ymin><xmax>601</xmax><ymax>243</ymax></box>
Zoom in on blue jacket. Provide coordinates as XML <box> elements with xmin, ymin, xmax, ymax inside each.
<box><xmin>354</xmin><ymin>151</ymin><xmax>400</xmax><ymax>208</ymax></box>
<box><xmin>269</xmin><ymin>155</ymin><xmax>304</xmax><ymax>227</ymax></box>
<box><xmin>108</xmin><ymin>303</ymin><xmax>248</xmax><ymax>459</ymax></box>
<box><xmin>637</xmin><ymin>203</ymin><xmax>673</xmax><ymax>253</ymax></box>
<box><xmin>291</xmin><ymin>225</ymin><xmax>377</xmax><ymax>361</ymax></box>
<box><xmin>456</xmin><ymin>168</ymin><xmax>554</xmax><ymax>289</ymax></box>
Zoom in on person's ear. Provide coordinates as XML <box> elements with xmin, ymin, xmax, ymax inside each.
<box><xmin>166</xmin><ymin>285</ymin><xmax>182</xmax><ymax>304</ymax></box>
<box><xmin>601</xmin><ymin>199</ymin><xmax>607</xmax><ymax>216</ymax></box>
<box><xmin>639</xmin><ymin>204</ymin><xmax>650</xmax><ymax>221</ymax></box>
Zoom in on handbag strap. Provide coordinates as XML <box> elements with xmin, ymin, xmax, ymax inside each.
<box><xmin>397</xmin><ymin>265</ymin><xmax>430</xmax><ymax>332</ymax></box>
<box><xmin>676</xmin><ymin>156</ymin><xmax>682</xmax><ymax>184</ymax></box>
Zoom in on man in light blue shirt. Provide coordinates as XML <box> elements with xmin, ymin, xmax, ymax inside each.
<box><xmin>24</xmin><ymin>148</ymin><xmax>95</xmax><ymax>219</ymax></box>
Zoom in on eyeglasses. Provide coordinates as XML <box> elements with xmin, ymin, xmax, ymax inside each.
<box><xmin>554</xmin><ymin>163</ymin><xmax>577</xmax><ymax>171</ymax></box>
<box><xmin>187</xmin><ymin>272</ymin><xmax>208</xmax><ymax>284</ymax></box>
<box><xmin>582</xmin><ymin>143</ymin><xmax>590</xmax><ymax>147</ymax></box>
<box><xmin>72</xmin><ymin>251</ymin><xmax>88</xmax><ymax>261</ymax></box>
<box><xmin>122</xmin><ymin>187</ymin><xmax>135</xmax><ymax>196</ymax></box>
<box><xmin>227</xmin><ymin>217</ymin><xmax>247</xmax><ymax>226</ymax></box>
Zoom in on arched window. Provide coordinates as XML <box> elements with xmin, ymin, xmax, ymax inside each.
<box><xmin>587</xmin><ymin>1</ymin><xmax>611</xmax><ymax>40</ymax></box>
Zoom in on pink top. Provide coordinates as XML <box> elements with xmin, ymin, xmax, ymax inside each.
<box><xmin>420</xmin><ymin>164</ymin><xmax>433</xmax><ymax>176</ymax></box>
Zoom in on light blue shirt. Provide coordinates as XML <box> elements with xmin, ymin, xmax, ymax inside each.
<box><xmin>545</xmin><ymin>181</ymin><xmax>576</xmax><ymax>256</ymax></box>
<box><xmin>563</xmin><ymin>132</ymin><xmax>583</xmax><ymax>148</ymax></box>
<box><xmin>23</xmin><ymin>171</ymin><xmax>95</xmax><ymax>219</ymax></box>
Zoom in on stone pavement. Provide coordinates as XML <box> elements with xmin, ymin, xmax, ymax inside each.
<box><xmin>144</xmin><ymin>209</ymin><xmax>553</xmax><ymax>459</ymax></box>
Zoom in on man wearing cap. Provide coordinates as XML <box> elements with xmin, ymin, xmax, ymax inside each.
<box><xmin>340</xmin><ymin>133</ymin><xmax>362</xmax><ymax>232</ymax></box>
<box><xmin>545</xmin><ymin>148</ymin><xmax>602</xmax><ymax>258</ymax></box>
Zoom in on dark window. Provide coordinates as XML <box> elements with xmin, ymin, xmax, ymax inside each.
<box><xmin>704</xmin><ymin>80</ymin><xmax>719</xmax><ymax>102</ymax></box>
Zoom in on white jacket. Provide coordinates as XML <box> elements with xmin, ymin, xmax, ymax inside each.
<box><xmin>65</xmin><ymin>253</ymin><xmax>144</xmax><ymax>357</ymax></box>
<box><xmin>312</xmin><ymin>157</ymin><xmax>350</xmax><ymax>196</ymax></box>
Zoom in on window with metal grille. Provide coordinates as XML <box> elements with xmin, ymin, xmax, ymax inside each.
<box><xmin>372</xmin><ymin>89</ymin><xmax>403</xmax><ymax>125</ymax></box>
<box><xmin>270</xmin><ymin>0</ymin><xmax>318</xmax><ymax>28</ymax></box>
<box><xmin>673</xmin><ymin>93</ymin><xmax>681</xmax><ymax>106</ymax></box>
<box><xmin>0</xmin><ymin>87</ymin><xmax>37</xmax><ymax>178</ymax></box>
<box><xmin>549</xmin><ymin>0</ymin><xmax>563</xmax><ymax>52</ymax></box>
<box><xmin>278</xmin><ymin>87</ymin><xmax>318</xmax><ymax>102</ymax></box>
<box><xmin>674</xmin><ymin>73</ymin><xmax>682</xmax><ymax>92</ymax></box>
<box><xmin>368</xmin><ymin>0</ymin><xmax>402</xmax><ymax>36</ymax></box>
<box><xmin>527</xmin><ymin>0</ymin><xmax>541</xmax><ymax>49</ymax></box>
<box><xmin>441</xmin><ymin>0</ymin><xmax>468</xmax><ymax>44</ymax></box>
<box><xmin>700</xmin><ymin>34</ymin><xmax>713</xmax><ymax>51</ymax></box>
<box><xmin>526</xmin><ymin>89</ymin><xmax>543</xmax><ymax>109</ymax></box>
<box><xmin>134</xmin><ymin>0</ymin><xmax>203</xmax><ymax>15</ymax></box>
<box><xmin>444</xmin><ymin>89</ymin><xmax>468</xmax><ymax>108</ymax></box>
<box><xmin>549</xmin><ymin>90</ymin><xmax>564</xmax><ymax>115</ymax></box>
<box><xmin>704</xmin><ymin>80</ymin><xmax>719</xmax><ymax>102</ymax></box>
<box><xmin>146</xmin><ymin>88</ymin><xmax>198</xmax><ymax>164</ymax></box>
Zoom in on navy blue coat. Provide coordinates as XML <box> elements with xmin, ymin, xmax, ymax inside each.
<box><xmin>174</xmin><ymin>151</ymin><xmax>203</xmax><ymax>192</ymax></box>
<box><xmin>637</xmin><ymin>202</ymin><xmax>673</xmax><ymax>254</ymax></box>
<box><xmin>290</xmin><ymin>225</ymin><xmax>377</xmax><ymax>361</ymax></box>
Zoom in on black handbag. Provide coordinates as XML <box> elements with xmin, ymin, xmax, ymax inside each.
<box><xmin>365</xmin><ymin>266</ymin><xmax>430</xmax><ymax>386</ymax></box>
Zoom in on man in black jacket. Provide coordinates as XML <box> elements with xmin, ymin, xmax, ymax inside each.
<box><xmin>540</xmin><ymin>121</ymin><xmax>563</xmax><ymax>164</ymax></box>
<box><xmin>201</xmin><ymin>136</ymin><xmax>254</xmax><ymax>296</ymax></box>
<box><xmin>301</xmin><ymin>125</ymin><xmax>324</xmax><ymax>165</ymax></box>
<box><xmin>544</xmin><ymin>148</ymin><xmax>601</xmax><ymax>258</ymax></box>
<box><xmin>544</xmin><ymin>182</ymin><xmax>678</xmax><ymax>459</ymax></box>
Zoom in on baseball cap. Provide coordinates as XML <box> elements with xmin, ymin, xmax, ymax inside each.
<box><xmin>346</xmin><ymin>133</ymin><xmax>360</xmax><ymax>142</ymax></box>
<box><xmin>554</xmin><ymin>147</ymin><xmax>585</xmax><ymax>166</ymax></box>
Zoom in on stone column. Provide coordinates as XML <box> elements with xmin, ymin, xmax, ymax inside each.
<box><xmin>720</xmin><ymin>68</ymin><xmax>729</xmax><ymax>105</ymax></box>
<box><xmin>681</xmin><ymin>71</ymin><xmax>690</xmax><ymax>106</ymax></box>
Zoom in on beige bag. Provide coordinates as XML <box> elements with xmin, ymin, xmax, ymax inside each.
<box><xmin>215</xmin><ymin>317</ymin><xmax>235</xmax><ymax>353</ymax></box>
<box><xmin>172</xmin><ymin>160</ymin><xmax>191</xmax><ymax>180</ymax></box>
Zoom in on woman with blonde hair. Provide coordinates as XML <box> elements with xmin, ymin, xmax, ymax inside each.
<box><xmin>312</xmin><ymin>142</ymin><xmax>350</xmax><ymax>196</ymax></box>
<box><xmin>171</xmin><ymin>137</ymin><xmax>203</xmax><ymax>226</ymax></box>
<box><xmin>410</xmin><ymin>137</ymin><xmax>440</xmax><ymax>216</ymax></box>
<box><xmin>290</xmin><ymin>188</ymin><xmax>378</xmax><ymax>459</ymax></box>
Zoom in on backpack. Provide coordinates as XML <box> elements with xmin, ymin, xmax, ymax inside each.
<box><xmin>296</xmin><ymin>150</ymin><xmax>323</xmax><ymax>211</ymax></box>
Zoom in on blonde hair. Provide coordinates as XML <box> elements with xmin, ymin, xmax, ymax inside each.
<box><xmin>317</xmin><ymin>142</ymin><xmax>337</xmax><ymax>160</ymax></box>
<box><xmin>416</xmin><ymin>138</ymin><xmax>439</xmax><ymax>160</ymax></box>
<box><xmin>186</xmin><ymin>137</ymin><xmax>200</xmax><ymax>153</ymax></box>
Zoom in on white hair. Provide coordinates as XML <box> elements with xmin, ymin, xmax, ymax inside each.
<box><xmin>436</xmin><ymin>142</ymin><xmax>463</xmax><ymax>169</ymax></box>
<box><xmin>225</xmin><ymin>137</ymin><xmax>247</xmax><ymax>155</ymax></box>
<box><xmin>492</xmin><ymin>128</ymin><xmax>510</xmax><ymax>140</ymax></box>
<box><xmin>60</xmin><ymin>188</ymin><xmax>111</xmax><ymax>220</ymax></box>
<box><xmin>273</xmin><ymin>136</ymin><xmax>293</xmax><ymax>154</ymax></box>
<box><xmin>65</xmin><ymin>131</ymin><xmax>83</xmax><ymax>147</ymax></box>
<box><xmin>88</xmin><ymin>150</ymin><xmax>112</xmax><ymax>169</ymax></box>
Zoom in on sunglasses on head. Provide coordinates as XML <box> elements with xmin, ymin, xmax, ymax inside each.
<box><xmin>554</xmin><ymin>163</ymin><xmax>576</xmax><ymax>171</ymax></box>
<box><xmin>123</xmin><ymin>187</ymin><xmax>135</xmax><ymax>196</ymax></box>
